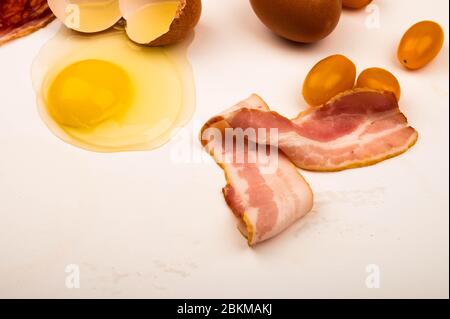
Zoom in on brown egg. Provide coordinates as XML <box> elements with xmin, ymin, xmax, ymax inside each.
<box><xmin>250</xmin><ymin>0</ymin><xmax>342</xmax><ymax>43</ymax></box>
<box><xmin>342</xmin><ymin>0</ymin><xmax>373</xmax><ymax>9</ymax></box>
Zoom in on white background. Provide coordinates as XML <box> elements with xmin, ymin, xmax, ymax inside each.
<box><xmin>0</xmin><ymin>0</ymin><xmax>448</xmax><ymax>298</ymax></box>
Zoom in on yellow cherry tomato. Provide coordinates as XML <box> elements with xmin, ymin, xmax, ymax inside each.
<box><xmin>398</xmin><ymin>21</ymin><xmax>444</xmax><ymax>70</ymax></box>
<box><xmin>302</xmin><ymin>54</ymin><xmax>356</xmax><ymax>106</ymax></box>
<box><xmin>343</xmin><ymin>0</ymin><xmax>372</xmax><ymax>9</ymax></box>
<box><xmin>356</xmin><ymin>68</ymin><xmax>401</xmax><ymax>101</ymax></box>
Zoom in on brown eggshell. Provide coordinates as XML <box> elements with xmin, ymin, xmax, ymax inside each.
<box><xmin>148</xmin><ymin>0</ymin><xmax>202</xmax><ymax>46</ymax></box>
<box><xmin>250</xmin><ymin>0</ymin><xmax>342</xmax><ymax>43</ymax></box>
<box><xmin>342</xmin><ymin>0</ymin><xmax>373</xmax><ymax>9</ymax></box>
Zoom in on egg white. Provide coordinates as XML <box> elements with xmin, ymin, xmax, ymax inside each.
<box><xmin>32</xmin><ymin>28</ymin><xmax>195</xmax><ymax>152</ymax></box>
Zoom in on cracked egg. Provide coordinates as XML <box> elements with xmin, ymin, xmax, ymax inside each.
<box><xmin>31</xmin><ymin>28</ymin><xmax>195</xmax><ymax>152</ymax></box>
<box><xmin>48</xmin><ymin>0</ymin><xmax>202</xmax><ymax>46</ymax></box>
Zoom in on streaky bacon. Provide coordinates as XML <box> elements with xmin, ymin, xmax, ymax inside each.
<box><xmin>201</xmin><ymin>96</ymin><xmax>314</xmax><ymax>246</ymax></box>
<box><xmin>0</xmin><ymin>0</ymin><xmax>55</xmax><ymax>45</ymax></box>
<box><xmin>226</xmin><ymin>89</ymin><xmax>419</xmax><ymax>171</ymax></box>
<box><xmin>200</xmin><ymin>90</ymin><xmax>418</xmax><ymax>245</ymax></box>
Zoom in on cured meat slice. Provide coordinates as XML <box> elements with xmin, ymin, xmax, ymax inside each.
<box><xmin>224</xmin><ymin>89</ymin><xmax>418</xmax><ymax>171</ymax></box>
<box><xmin>201</xmin><ymin>96</ymin><xmax>313</xmax><ymax>246</ymax></box>
<box><xmin>200</xmin><ymin>90</ymin><xmax>418</xmax><ymax>245</ymax></box>
<box><xmin>0</xmin><ymin>0</ymin><xmax>55</xmax><ymax>45</ymax></box>
<box><xmin>221</xmin><ymin>152</ymin><xmax>314</xmax><ymax>246</ymax></box>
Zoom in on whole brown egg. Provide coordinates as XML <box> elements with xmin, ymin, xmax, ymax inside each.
<box><xmin>250</xmin><ymin>0</ymin><xmax>342</xmax><ymax>43</ymax></box>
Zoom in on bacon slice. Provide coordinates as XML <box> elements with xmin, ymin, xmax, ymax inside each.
<box><xmin>222</xmin><ymin>152</ymin><xmax>314</xmax><ymax>246</ymax></box>
<box><xmin>200</xmin><ymin>90</ymin><xmax>418</xmax><ymax>245</ymax></box>
<box><xmin>0</xmin><ymin>0</ymin><xmax>55</xmax><ymax>45</ymax></box>
<box><xmin>201</xmin><ymin>96</ymin><xmax>314</xmax><ymax>246</ymax></box>
<box><xmin>224</xmin><ymin>89</ymin><xmax>419</xmax><ymax>171</ymax></box>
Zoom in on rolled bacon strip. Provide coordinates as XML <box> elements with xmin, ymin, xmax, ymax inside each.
<box><xmin>200</xmin><ymin>90</ymin><xmax>418</xmax><ymax>245</ymax></box>
<box><xmin>201</xmin><ymin>95</ymin><xmax>314</xmax><ymax>246</ymax></box>
<box><xmin>0</xmin><ymin>0</ymin><xmax>55</xmax><ymax>45</ymax></box>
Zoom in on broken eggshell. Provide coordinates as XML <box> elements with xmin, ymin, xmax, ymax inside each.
<box><xmin>47</xmin><ymin>0</ymin><xmax>201</xmax><ymax>46</ymax></box>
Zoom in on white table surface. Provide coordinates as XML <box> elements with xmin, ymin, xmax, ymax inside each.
<box><xmin>0</xmin><ymin>0</ymin><xmax>448</xmax><ymax>298</ymax></box>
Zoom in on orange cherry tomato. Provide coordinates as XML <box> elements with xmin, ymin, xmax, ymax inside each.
<box><xmin>303</xmin><ymin>54</ymin><xmax>356</xmax><ymax>106</ymax></box>
<box><xmin>343</xmin><ymin>0</ymin><xmax>373</xmax><ymax>9</ymax></box>
<box><xmin>356</xmin><ymin>68</ymin><xmax>401</xmax><ymax>101</ymax></box>
<box><xmin>398</xmin><ymin>21</ymin><xmax>444</xmax><ymax>70</ymax></box>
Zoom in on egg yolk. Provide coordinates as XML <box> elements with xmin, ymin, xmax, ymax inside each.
<box><xmin>47</xmin><ymin>59</ymin><xmax>133</xmax><ymax>128</ymax></box>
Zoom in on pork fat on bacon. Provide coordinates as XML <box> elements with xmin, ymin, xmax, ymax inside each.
<box><xmin>200</xmin><ymin>90</ymin><xmax>418</xmax><ymax>245</ymax></box>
